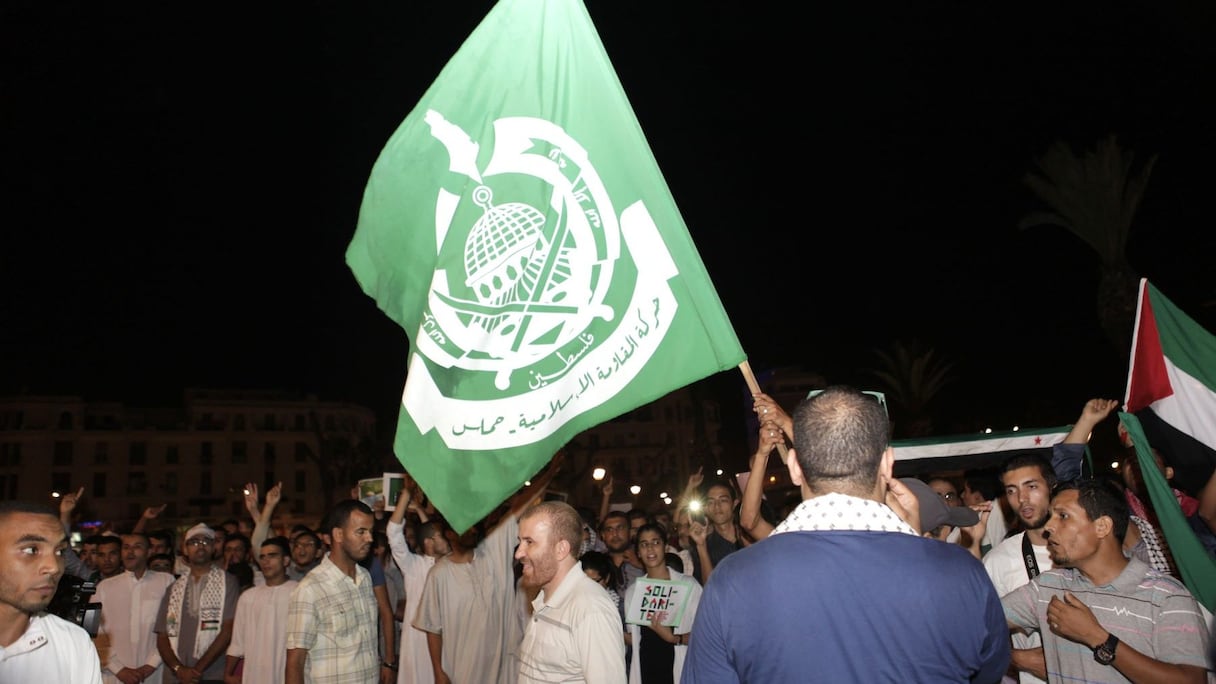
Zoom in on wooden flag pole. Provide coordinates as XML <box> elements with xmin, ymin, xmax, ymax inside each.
<box><xmin>738</xmin><ymin>360</ymin><xmax>789</xmax><ymax>459</ymax></box>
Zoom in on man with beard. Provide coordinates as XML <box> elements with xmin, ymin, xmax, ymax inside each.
<box><xmin>155</xmin><ymin>523</ymin><xmax>240</xmax><ymax>683</ymax></box>
<box><xmin>95</xmin><ymin>535</ymin><xmax>125</xmax><ymax>581</ymax></box>
<box><xmin>516</xmin><ymin>501</ymin><xmax>626</xmax><ymax>683</ymax></box>
<box><xmin>1002</xmin><ymin>480</ymin><xmax>1211</xmax><ymax>682</ymax></box>
<box><xmin>414</xmin><ymin>465</ymin><xmax>558</xmax><ymax>684</ymax></box>
<box><xmin>94</xmin><ymin>532</ymin><xmax>175</xmax><ymax>683</ymax></box>
<box><xmin>984</xmin><ymin>398</ymin><xmax>1116</xmax><ymax>684</ymax></box>
<box><xmin>0</xmin><ymin>501</ymin><xmax>102</xmax><ymax>683</ymax></box>
<box><xmin>286</xmin><ymin>500</ymin><xmax>387</xmax><ymax>684</ymax></box>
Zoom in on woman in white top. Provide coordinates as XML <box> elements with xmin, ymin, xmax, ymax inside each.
<box><xmin>623</xmin><ymin>523</ymin><xmax>702</xmax><ymax>684</ymax></box>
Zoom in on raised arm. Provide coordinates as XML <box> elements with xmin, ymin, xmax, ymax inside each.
<box><xmin>1053</xmin><ymin>398</ymin><xmax>1119</xmax><ymax>482</ymax></box>
<box><xmin>132</xmin><ymin>503</ymin><xmax>167</xmax><ymax>535</ymax></box>
<box><xmin>739</xmin><ymin>419</ymin><xmax>783</xmax><ymax>540</ymax></box>
<box><xmin>251</xmin><ymin>482</ymin><xmax>282</xmax><ymax>550</ymax></box>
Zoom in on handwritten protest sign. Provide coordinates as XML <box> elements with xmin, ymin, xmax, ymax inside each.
<box><xmin>625</xmin><ymin>578</ymin><xmax>693</xmax><ymax>627</ymax></box>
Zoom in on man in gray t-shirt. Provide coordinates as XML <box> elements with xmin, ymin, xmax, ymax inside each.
<box><xmin>1002</xmin><ymin>480</ymin><xmax>1211</xmax><ymax>683</ymax></box>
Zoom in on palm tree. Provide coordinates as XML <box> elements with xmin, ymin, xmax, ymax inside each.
<box><xmin>1019</xmin><ymin>135</ymin><xmax>1157</xmax><ymax>357</ymax></box>
<box><xmin>867</xmin><ymin>340</ymin><xmax>955</xmax><ymax>438</ymax></box>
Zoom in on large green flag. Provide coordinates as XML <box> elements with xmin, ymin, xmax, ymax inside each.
<box><xmin>347</xmin><ymin>0</ymin><xmax>745</xmax><ymax>533</ymax></box>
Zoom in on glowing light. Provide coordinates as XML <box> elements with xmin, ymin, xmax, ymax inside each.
<box><xmin>663</xmin><ymin>497</ymin><xmax>673</xmax><ymax>505</ymax></box>
<box><xmin>1012</xmin><ymin>426</ymin><xmax>1020</xmax><ymax>431</ymax></box>
<box><xmin>1110</xmin><ymin>462</ymin><xmax>1120</xmax><ymax>470</ymax></box>
<box><xmin>715</xmin><ymin>469</ymin><xmax>723</xmax><ymax>476</ymax></box>
<box><xmin>984</xmin><ymin>428</ymin><xmax>993</xmax><ymax>434</ymax></box>
<box><xmin>524</xmin><ymin>480</ymin><xmax>532</xmax><ymax>487</ymax></box>
<box><xmin>592</xmin><ymin>467</ymin><xmax>606</xmax><ymax>481</ymax></box>
<box><xmin>688</xmin><ymin>500</ymin><xmax>703</xmax><ymax>513</ymax></box>
<box><xmin>659</xmin><ymin>492</ymin><xmax>668</xmax><ymax>499</ymax></box>
<box><xmin>51</xmin><ymin>492</ymin><xmax>61</xmax><ymax>498</ymax></box>
<box><xmin>629</xmin><ymin>485</ymin><xmax>641</xmax><ymax>495</ymax></box>
<box><xmin>769</xmin><ymin>475</ymin><xmax>777</xmax><ymax>483</ymax></box>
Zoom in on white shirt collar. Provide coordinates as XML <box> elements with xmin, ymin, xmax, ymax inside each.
<box><xmin>771</xmin><ymin>492</ymin><xmax>918</xmax><ymax>536</ymax></box>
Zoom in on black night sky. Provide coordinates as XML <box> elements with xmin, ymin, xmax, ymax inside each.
<box><xmin>4</xmin><ymin>1</ymin><xmax>1216</xmax><ymax>444</ymax></box>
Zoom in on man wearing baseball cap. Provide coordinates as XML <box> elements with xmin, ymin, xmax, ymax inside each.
<box><xmin>155</xmin><ymin>523</ymin><xmax>239</xmax><ymax>683</ymax></box>
<box><xmin>899</xmin><ymin>477</ymin><xmax>980</xmax><ymax>542</ymax></box>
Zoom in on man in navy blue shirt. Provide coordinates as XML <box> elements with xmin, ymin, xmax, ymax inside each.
<box><xmin>683</xmin><ymin>386</ymin><xmax>1010</xmax><ymax>683</ymax></box>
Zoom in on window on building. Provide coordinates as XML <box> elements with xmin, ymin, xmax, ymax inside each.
<box><xmin>127</xmin><ymin>472</ymin><xmax>147</xmax><ymax>496</ymax></box>
<box><xmin>52</xmin><ymin>471</ymin><xmax>71</xmax><ymax>494</ymax></box>
<box><xmin>93</xmin><ymin>472</ymin><xmax>106</xmax><ymax>498</ymax></box>
<box><xmin>129</xmin><ymin>442</ymin><xmax>147</xmax><ymax>466</ymax></box>
<box><xmin>53</xmin><ymin>441</ymin><xmax>73</xmax><ymax>466</ymax></box>
<box><xmin>7</xmin><ymin>443</ymin><xmax>20</xmax><ymax>466</ymax></box>
<box><xmin>58</xmin><ymin>412</ymin><xmax>73</xmax><ymax>430</ymax></box>
<box><xmin>263</xmin><ymin>414</ymin><xmax>276</xmax><ymax>430</ymax></box>
<box><xmin>128</xmin><ymin>503</ymin><xmax>143</xmax><ymax>520</ymax></box>
<box><xmin>325</xmin><ymin>415</ymin><xmax>335</xmax><ymax>431</ymax></box>
<box><xmin>200</xmin><ymin>471</ymin><xmax>212</xmax><ymax>495</ymax></box>
<box><xmin>234</xmin><ymin>414</ymin><xmax>246</xmax><ymax>430</ymax></box>
<box><xmin>201</xmin><ymin>442</ymin><xmax>213</xmax><ymax>465</ymax></box>
<box><xmin>295</xmin><ymin>442</ymin><xmax>309</xmax><ymax>463</ymax></box>
<box><xmin>295</xmin><ymin>470</ymin><xmax>306</xmax><ymax>492</ymax></box>
<box><xmin>294</xmin><ymin>414</ymin><xmax>306</xmax><ymax>430</ymax></box>
<box><xmin>232</xmin><ymin>441</ymin><xmax>247</xmax><ymax>464</ymax></box>
<box><xmin>164</xmin><ymin>472</ymin><xmax>178</xmax><ymax>494</ymax></box>
<box><xmin>4</xmin><ymin>474</ymin><xmax>15</xmax><ymax>498</ymax></box>
<box><xmin>94</xmin><ymin>441</ymin><xmax>109</xmax><ymax>465</ymax></box>
<box><xmin>263</xmin><ymin>442</ymin><xmax>276</xmax><ymax>465</ymax></box>
<box><xmin>165</xmin><ymin>445</ymin><xmax>179</xmax><ymax>465</ymax></box>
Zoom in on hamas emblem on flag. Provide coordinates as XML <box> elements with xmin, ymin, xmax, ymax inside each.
<box><xmin>404</xmin><ymin>111</ymin><xmax>679</xmax><ymax>450</ymax></box>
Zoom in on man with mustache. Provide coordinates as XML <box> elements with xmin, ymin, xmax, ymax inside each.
<box><xmin>1002</xmin><ymin>480</ymin><xmax>1211</xmax><ymax>682</ymax></box>
<box><xmin>286</xmin><ymin>499</ymin><xmax>388</xmax><ymax>684</ymax></box>
<box><xmin>983</xmin><ymin>398</ymin><xmax>1117</xmax><ymax>684</ymax></box>
<box><xmin>0</xmin><ymin>500</ymin><xmax>102</xmax><ymax>683</ymax></box>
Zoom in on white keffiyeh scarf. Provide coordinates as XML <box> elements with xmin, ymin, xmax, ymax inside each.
<box><xmin>165</xmin><ymin>565</ymin><xmax>228</xmax><ymax>661</ymax></box>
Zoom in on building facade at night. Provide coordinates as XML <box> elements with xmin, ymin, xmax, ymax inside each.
<box><xmin>0</xmin><ymin>388</ymin><xmax>377</xmax><ymax>531</ymax></box>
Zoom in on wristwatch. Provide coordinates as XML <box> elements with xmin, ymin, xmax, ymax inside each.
<box><xmin>1092</xmin><ymin>633</ymin><xmax>1119</xmax><ymax>665</ymax></box>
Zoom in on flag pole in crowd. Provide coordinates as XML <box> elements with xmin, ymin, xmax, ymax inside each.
<box><xmin>346</xmin><ymin>0</ymin><xmax>746</xmax><ymax>533</ymax></box>
<box><xmin>1122</xmin><ymin>278</ymin><xmax>1216</xmax><ymax>611</ymax></box>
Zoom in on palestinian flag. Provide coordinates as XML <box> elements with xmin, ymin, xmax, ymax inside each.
<box><xmin>1123</xmin><ymin>279</ymin><xmax>1216</xmax><ymax>498</ymax></box>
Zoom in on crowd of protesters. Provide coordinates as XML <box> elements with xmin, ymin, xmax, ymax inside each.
<box><xmin>2</xmin><ymin>387</ymin><xmax>1214</xmax><ymax>683</ymax></box>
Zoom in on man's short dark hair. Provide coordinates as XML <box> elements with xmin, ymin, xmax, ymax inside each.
<box><xmin>224</xmin><ymin>533</ymin><xmax>250</xmax><ymax>553</ymax></box>
<box><xmin>261</xmin><ymin>536</ymin><xmax>291</xmax><ymax>557</ymax></box>
<box><xmin>96</xmin><ymin>535</ymin><xmax>122</xmax><ymax>551</ymax></box>
<box><xmin>626</xmin><ymin>509</ymin><xmax>652</xmax><ymax>525</ymax></box>
<box><xmin>417</xmin><ymin>520</ymin><xmax>445</xmax><ymax>547</ymax></box>
<box><xmin>1053</xmin><ymin>479</ymin><xmax>1129</xmax><ymax>541</ymax></box>
<box><xmin>600</xmin><ymin>510</ymin><xmax>628</xmax><ymax>531</ymax></box>
<box><xmin>963</xmin><ymin>468</ymin><xmax>1002</xmax><ymax>502</ymax></box>
<box><xmin>703</xmin><ymin>478</ymin><xmax>738</xmax><ymax>501</ymax></box>
<box><xmin>792</xmin><ymin>386</ymin><xmax>891</xmax><ymax>493</ymax></box>
<box><xmin>322</xmin><ymin>499</ymin><xmax>373</xmax><ymax>536</ymax></box>
<box><xmin>293</xmin><ymin>529</ymin><xmax>322</xmax><ymax>548</ymax></box>
<box><xmin>1000</xmin><ymin>453</ymin><xmax>1057</xmax><ymax>490</ymax></box>
<box><xmin>0</xmin><ymin>500</ymin><xmax>59</xmax><ymax>521</ymax></box>
<box><xmin>147</xmin><ymin>528</ymin><xmax>174</xmax><ymax>548</ymax></box>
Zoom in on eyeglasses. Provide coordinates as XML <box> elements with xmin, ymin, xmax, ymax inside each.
<box><xmin>186</xmin><ymin>538</ymin><xmax>212</xmax><ymax>547</ymax></box>
<box><xmin>805</xmin><ymin>389</ymin><xmax>888</xmax><ymax>417</ymax></box>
